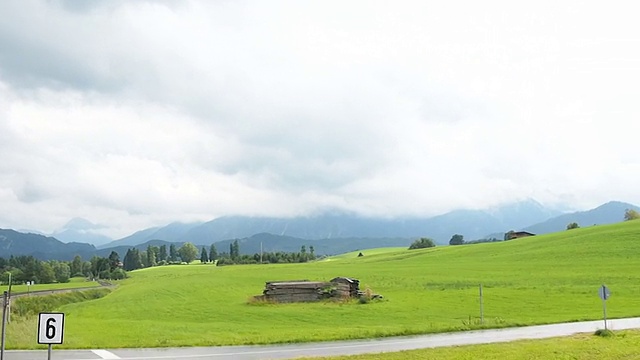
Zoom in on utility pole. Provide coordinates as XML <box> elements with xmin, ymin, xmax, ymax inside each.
<box><xmin>1</xmin><ymin>291</ymin><xmax>7</xmax><ymax>360</ymax></box>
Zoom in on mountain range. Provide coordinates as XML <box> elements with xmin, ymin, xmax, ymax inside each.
<box><xmin>1</xmin><ymin>200</ymin><xmax>638</xmax><ymax>260</ymax></box>
<box><xmin>522</xmin><ymin>201</ymin><xmax>640</xmax><ymax>234</ymax></box>
<box><xmin>98</xmin><ymin>199</ymin><xmax>561</xmax><ymax>248</ymax></box>
<box><xmin>52</xmin><ymin>217</ymin><xmax>113</xmax><ymax>247</ymax></box>
<box><xmin>0</xmin><ymin>229</ymin><xmax>96</xmax><ymax>261</ymax></box>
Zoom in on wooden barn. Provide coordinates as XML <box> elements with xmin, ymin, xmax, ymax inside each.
<box><xmin>255</xmin><ymin>277</ymin><xmax>362</xmax><ymax>303</ymax></box>
<box><xmin>505</xmin><ymin>231</ymin><xmax>536</xmax><ymax>240</ymax></box>
<box><xmin>330</xmin><ymin>277</ymin><xmax>361</xmax><ymax>298</ymax></box>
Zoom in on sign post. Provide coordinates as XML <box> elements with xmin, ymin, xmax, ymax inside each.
<box><xmin>598</xmin><ymin>284</ymin><xmax>611</xmax><ymax>330</ymax></box>
<box><xmin>37</xmin><ymin>313</ymin><xmax>64</xmax><ymax>360</ymax></box>
<box><xmin>479</xmin><ymin>284</ymin><xmax>484</xmax><ymax>325</ymax></box>
<box><xmin>0</xmin><ymin>291</ymin><xmax>7</xmax><ymax>360</ymax></box>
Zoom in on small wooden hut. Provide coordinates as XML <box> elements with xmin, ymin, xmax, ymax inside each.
<box><xmin>330</xmin><ymin>277</ymin><xmax>361</xmax><ymax>298</ymax></box>
<box><xmin>255</xmin><ymin>277</ymin><xmax>362</xmax><ymax>303</ymax></box>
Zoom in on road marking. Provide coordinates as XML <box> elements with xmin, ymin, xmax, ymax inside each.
<box><xmin>92</xmin><ymin>349</ymin><xmax>121</xmax><ymax>359</ymax></box>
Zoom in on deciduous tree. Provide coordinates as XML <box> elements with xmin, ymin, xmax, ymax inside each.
<box><xmin>70</xmin><ymin>255</ymin><xmax>83</xmax><ymax>277</ymax></box>
<box><xmin>449</xmin><ymin>234</ymin><xmax>464</xmax><ymax>245</ymax></box>
<box><xmin>53</xmin><ymin>262</ymin><xmax>70</xmax><ymax>283</ymax></box>
<box><xmin>178</xmin><ymin>242</ymin><xmax>199</xmax><ymax>263</ymax></box>
<box><xmin>624</xmin><ymin>209</ymin><xmax>640</xmax><ymax>221</ymax></box>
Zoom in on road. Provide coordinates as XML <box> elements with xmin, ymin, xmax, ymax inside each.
<box><xmin>6</xmin><ymin>317</ymin><xmax>640</xmax><ymax>360</ymax></box>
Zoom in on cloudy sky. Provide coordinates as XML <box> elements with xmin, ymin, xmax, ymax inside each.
<box><xmin>1</xmin><ymin>1</ymin><xmax>639</xmax><ymax>238</ymax></box>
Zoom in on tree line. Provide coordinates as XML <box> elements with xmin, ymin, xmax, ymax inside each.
<box><xmin>122</xmin><ymin>240</ymin><xmax>318</xmax><ymax>271</ymax></box>
<box><xmin>0</xmin><ymin>253</ymin><xmax>126</xmax><ymax>285</ymax></box>
<box><xmin>215</xmin><ymin>240</ymin><xmax>317</xmax><ymax>265</ymax></box>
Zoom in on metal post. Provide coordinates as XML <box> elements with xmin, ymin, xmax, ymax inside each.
<box><xmin>48</xmin><ymin>344</ymin><xmax>52</xmax><ymax>360</ymax></box>
<box><xmin>1</xmin><ymin>291</ymin><xmax>7</xmax><ymax>360</ymax></box>
<box><xmin>6</xmin><ymin>274</ymin><xmax>10</xmax><ymax>324</ymax></box>
<box><xmin>602</xmin><ymin>297</ymin><xmax>608</xmax><ymax>330</ymax></box>
<box><xmin>479</xmin><ymin>284</ymin><xmax>484</xmax><ymax>325</ymax></box>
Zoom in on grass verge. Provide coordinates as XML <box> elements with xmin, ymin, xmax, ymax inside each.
<box><xmin>299</xmin><ymin>330</ymin><xmax>640</xmax><ymax>360</ymax></box>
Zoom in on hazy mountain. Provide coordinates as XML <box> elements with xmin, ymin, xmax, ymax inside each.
<box><xmin>96</xmin><ymin>239</ymin><xmax>182</xmax><ymax>259</ymax></box>
<box><xmin>0</xmin><ymin>228</ymin><xmax>96</xmax><ymax>261</ymax></box>
<box><xmin>52</xmin><ymin>218</ymin><xmax>113</xmax><ymax>246</ymax></box>
<box><xmin>105</xmin><ymin>199</ymin><xmax>559</xmax><ymax>246</ymax></box>
<box><xmin>181</xmin><ymin>214</ymin><xmax>419</xmax><ymax>244</ymax></box>
<box><xmin>2</xmin><ymin>200</ymin><xmax>637</xmax><ymax>261</ymax></box>
<box><xmin>100</xmin><ymin>227</ymin><xmax>161</xmax><ymax>249</ymax></box>
<box><xmin>213</xmin><ymin>233</ymin><xmax>411</xmax><ymax>256</ymax></box>
<box><xmin>522</xmin><ymin>201</ymin><xmax>640</xmax><ymax>235</ymax></box>
<box><xmin>486</xmin><ymin>199</ymin><xmax>562</xmax><ymax>230</ymax></box>
<box><xmin>99</xmin><ymin>222</ymin><xmax>200</xmax><ymax>249</ymax></box>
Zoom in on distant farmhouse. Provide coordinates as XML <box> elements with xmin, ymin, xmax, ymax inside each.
<box><xmin>504</xmin><ymin>231</ymin><xmax>536</xmax><ymax>241</ymax></box>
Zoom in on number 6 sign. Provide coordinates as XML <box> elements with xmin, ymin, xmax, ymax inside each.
<box><xmin>38</xmin><ymin>313</ymin><xmax>65</xmax><ymax>344</ymax></box>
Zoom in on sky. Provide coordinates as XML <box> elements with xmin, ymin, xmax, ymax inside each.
<box><xmin>1</xmin><ymin>1</ymin><xmax>639</xmax><ymax>239</ymax></box>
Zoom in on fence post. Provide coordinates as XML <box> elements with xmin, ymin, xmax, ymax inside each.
<box><xmin>479</xmin><ymin>284</ymin><xmax>484</xmax><ymax>325</ymax></box>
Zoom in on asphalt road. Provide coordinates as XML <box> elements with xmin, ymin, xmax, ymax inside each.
<box><xmin>6</xmin><ymin>317</ymin><xmax>640</xmax><ymax>360</ymax></box>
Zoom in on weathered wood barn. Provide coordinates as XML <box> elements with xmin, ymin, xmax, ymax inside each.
<box><xmin>255</xmin><ymin>277</ymin><xmax>361</xmax><ymax>303</ymax></box>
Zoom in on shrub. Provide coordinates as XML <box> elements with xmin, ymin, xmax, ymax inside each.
<box><xmin>566</xmin><ymin>222</ymin><xmax>580</xmax><ymax>230</ymax></box>
<box><xmin>624</xmin><ymin>209</ymin><xmax>640</xmax><ymax>221</ymax></box>
<box><xmin>595</xmin><ymin>329</ymin><xmax>615</xmax><ymax>337</ymax></box>
<box><xmin>409</xmin><ymin>237</ymin><xmax>436</xmax><ymax>250</ymax></box>
<box><xmin>12</xmin><ymin>289</ymin><xmax>111</xmax><ymax>318</ymax></box>
<box><xmin>110</xmin><ymin>268</ymin><xmax>127</xmax><ymax>280</ymax></box>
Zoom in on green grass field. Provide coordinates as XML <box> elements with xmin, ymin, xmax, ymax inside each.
<box><xmin>7</xmin><ymin>220</ymin><xmax>640</xmax><ymax>349</ymax></box>
<box><xmin>303</xmin><ymin>330</ymin><xmax>640</xmax><ymax>360</ymax></box>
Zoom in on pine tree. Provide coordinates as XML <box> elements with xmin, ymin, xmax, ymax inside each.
<box><xmin>158</xmin><ymin>245</ymin><xmax>168</xmax><ymax>262</ymax></box>
<box><xmin>200</xmin><ymin>247</ymin><xmax>209</xmax><ymax>263</ymax></box>
<box><xmin>209</xmin><ymin>244</ymin><xmax>218</xmax><ymax>262</ymax></box>
<box><xmin>108</xmin><ymin>251</ymin><xmax>120</xmax><ymax>271</ymax></box>
<box><xmin>230</xmin><ymin>240</ymin><xmax>240</xmax><ymax>260</ymax></box>
<box><xmin>146</xmin><ymin>246</ymin><xmax>157</xmax><ymax>267</ymax></box>
<box><xmin>169</xmin><ymin>244</ymin><xmax>177</xmax><ymax>262</ymax></box>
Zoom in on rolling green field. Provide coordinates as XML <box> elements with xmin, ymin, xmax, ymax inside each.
<box><xmin>7</xmin><ymin>220</ymin><xmax>640</xmax><ymax>349</ymax></box>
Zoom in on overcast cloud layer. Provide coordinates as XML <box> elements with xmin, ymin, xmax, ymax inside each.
<box><xmin>1</xmin><ymin>1</ymin><xmax>639</xmax><ymax>238</ymax></box>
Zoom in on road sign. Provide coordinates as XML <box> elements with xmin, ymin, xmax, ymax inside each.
<box><xmin>37</xmin><ymin>313</ymin><xmax>64</xmax><ymax>344</ymax></box>
<box><xmin>598</xmin><ymin>285</ymin><xmax>611</xmax><ymax>301</ymax></box>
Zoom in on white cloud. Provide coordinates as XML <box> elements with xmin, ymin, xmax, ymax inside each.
<box><xmin>1</xmin><ymin>0</ymin><xmax>639</xmax><ymax>237</ymax></box>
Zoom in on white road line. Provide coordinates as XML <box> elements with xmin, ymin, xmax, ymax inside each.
<box><xmin>92</xmin><ymin>349</ymin><xmax>121</xmax><ymax>359</ymax></box>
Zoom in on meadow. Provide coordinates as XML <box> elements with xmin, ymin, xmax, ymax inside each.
<box><xmin>7</xmin><ymin>220</ymin><xmax>640</xmax><ymax>349</ymax></box>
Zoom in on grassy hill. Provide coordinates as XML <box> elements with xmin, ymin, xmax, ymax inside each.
<box><xmin>8</xmin><ymin>220</ymin><xmax>640</xmax><ymax>349</ymax></box>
